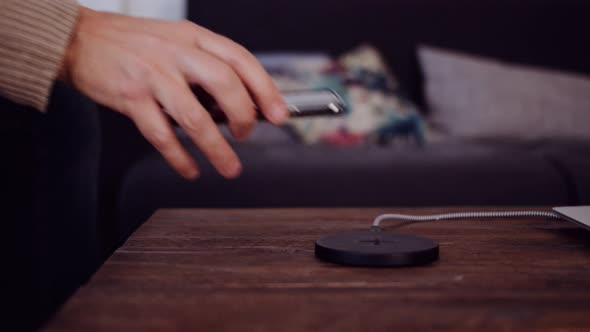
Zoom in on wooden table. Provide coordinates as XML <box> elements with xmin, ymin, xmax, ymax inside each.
<box><xmin>44</xmin><ymin>208</ymin><xmax>590</xmax><ymax>331</ymax></box>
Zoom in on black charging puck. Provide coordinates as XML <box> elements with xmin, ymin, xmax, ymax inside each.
<box><xmin>315</xmin><ymin>231</ymin><xmax>439</xmax><ymax>267</ymax></box>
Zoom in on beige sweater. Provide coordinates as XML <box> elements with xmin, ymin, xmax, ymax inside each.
<box><xmin>0</xmin><ymin>0</ymin><xmax>80</xmax><ymax>111</ymax></box>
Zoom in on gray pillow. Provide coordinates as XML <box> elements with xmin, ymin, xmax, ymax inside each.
<box><xmin>419</xmin><ymin>46</ymin><xmax>590</xmax><ymax>141</ymax></box>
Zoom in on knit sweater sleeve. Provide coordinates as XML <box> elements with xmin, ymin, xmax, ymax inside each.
<box><xmin>0</xmin><ymin>0</ymin><xmax>80</xmax><ymax>111</ymax></box>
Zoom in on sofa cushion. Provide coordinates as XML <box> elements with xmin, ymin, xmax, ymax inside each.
<box><xmin>419</xmin><ymin>46</ymin><xmax>590</xmax><ymax>141</ymax></box>
<box><xmin>560</xmin><ymin>157</ymin><xmax>590</xmax><ymax>204</ymax></box>
<box><xmin>529</xmin><ymin>142</ymin><xmax>590</xmax><ymax>204</ymax></box>
<box><xmin>119</xmin><ymin>141</ymin><xmax>568</xmax><ymax>237</ymax></box>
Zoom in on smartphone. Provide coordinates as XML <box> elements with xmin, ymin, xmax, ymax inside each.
<box><xmin>192</xmin><ymin>87</ymin><xmax>346</xmax><ymax>123</ymax></box>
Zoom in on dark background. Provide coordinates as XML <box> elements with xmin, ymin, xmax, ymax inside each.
<box><xmin>188</xmin><ymin>0</ymin><xmax>590</xmax><ymax>108</ymax></box>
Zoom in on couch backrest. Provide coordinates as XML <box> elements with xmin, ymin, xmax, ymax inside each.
<box><xmin>188</xmin><ymin>0</ymin><xmax>590</xmax><ymax>107</ymax></box>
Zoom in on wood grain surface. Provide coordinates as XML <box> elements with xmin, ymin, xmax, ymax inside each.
<box><xmin>44</xmin><ymin>208</ymin><xmax>590</xmax><ymax>331</ymax></box>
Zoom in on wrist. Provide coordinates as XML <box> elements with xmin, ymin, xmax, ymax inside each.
<box><xmin>58</xmin><ymin>7</ymin><xmax>94</xmax><ymax>84</ymax></box>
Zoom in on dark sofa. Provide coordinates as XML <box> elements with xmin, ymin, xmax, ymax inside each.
<box><xmin>1</xmin><ymin>83</ymin><xmax>100</xmax><ymax>330</ymax></box>
<box><xmin>115</xmin><ymin>0</ymin><xmax>590</xmax><ymax>236</ymax></box>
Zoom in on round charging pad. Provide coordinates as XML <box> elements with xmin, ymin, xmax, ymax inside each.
<box><xmin>315</xmin><ymin>231</ymin><xmax>439</xmax><ymax>267</ymax></box>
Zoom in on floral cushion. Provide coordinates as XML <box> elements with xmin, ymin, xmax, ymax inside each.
<box><xmin>257</xmin><ymin>45</ymin><xmax>425</xmax><ymax>146</ymax></box>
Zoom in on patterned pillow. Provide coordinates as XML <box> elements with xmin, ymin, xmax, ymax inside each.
<box><xmin>257</xmin><ymin>45</ymin><xmax>425</xmax><ymax>146</ymax></box>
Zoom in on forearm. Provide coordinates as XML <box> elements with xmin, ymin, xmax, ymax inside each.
<box><xmin>0</xmin><ymin>0</ymin><xmax>79</xmax><ymax>111</ymax></box>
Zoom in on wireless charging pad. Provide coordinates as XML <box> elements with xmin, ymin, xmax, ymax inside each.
<box><xmin>315</xmin><ymin>231</ymin><xmax>439</xmax><ymax>267</ymax></box>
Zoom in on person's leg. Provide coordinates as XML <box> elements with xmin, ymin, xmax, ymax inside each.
<box><xmin>0</xmin><ymin>82</ymin><xmax>101</xmax><ymax>330</ymax></box>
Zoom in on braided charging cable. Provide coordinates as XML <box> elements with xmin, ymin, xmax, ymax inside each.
<box><xmin>372</xmin><ymin>211</ymin><xmax>563</xmax><ymax>230</ymax></box>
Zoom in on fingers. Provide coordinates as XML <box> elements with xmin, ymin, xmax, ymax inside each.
<box><xmin>188</xmin><ymin>24</ymin><xmax>289</xmax><ymax>125</ymax></box>
<box><xmin>97</xmin><ymin>18</ymin><xmax>289</xmax><ymax>126</ymax></box>
<box><xmin>177</xmin><ymin>48</ymin><xmax>257</xmax><ymax>140</ymax></box>
<box><xmin>149</xmin><ymin>71</ymin><xmax>243</xmax><ymax>179</ymax></box>
<box><xmin>127</xmin><ymin>98</ymin><xmax>200</xmax><ymax>180</ymax></box>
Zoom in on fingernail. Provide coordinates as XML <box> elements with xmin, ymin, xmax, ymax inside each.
<box><xmin>270</xmin><ymin>102</ymin><xmax>289</xmax><ymax>125</ymax></box>
<box><xmin>232</xmin><ymin>126</ymin><xmax>252</xmax><ymax>142</ymax></box>
<box><xmin>186</xmin><ymin>168</ymin><xmax>200</xmax><ymax>181</ymax></box>
<box><xmin>224</xmin><ymin>162</ymin><xmax>242</xmax><ymax>179</ymax></box>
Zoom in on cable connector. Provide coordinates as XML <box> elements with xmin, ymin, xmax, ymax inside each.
<box><xmin>370</xmin><ymin>225</ymin><xmax>382</xmax><ymax>233</ymax></box>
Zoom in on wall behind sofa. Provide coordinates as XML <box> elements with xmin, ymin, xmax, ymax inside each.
<box><xmin>78</xmin><ymin>0</ymin><xmax>186</xmax><ymax>19</ymax></box>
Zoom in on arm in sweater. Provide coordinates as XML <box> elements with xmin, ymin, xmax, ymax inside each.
<box><xmin>0</xmin><ymin>0</ymin><xmax>80</xmax><ymax>111</ymax></box>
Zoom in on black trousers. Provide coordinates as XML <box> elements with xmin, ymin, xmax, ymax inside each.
<box><xmin>1</xmin><ymin>83</ymin><xmax>100</xmax><ymax>331</ymax></box>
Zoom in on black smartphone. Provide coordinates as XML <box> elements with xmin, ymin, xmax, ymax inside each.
<box><xmin>191</xmin><ymin>87</ymin><xmax>346</xmax><ymax>123</ymax></box>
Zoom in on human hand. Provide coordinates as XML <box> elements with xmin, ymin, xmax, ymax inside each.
<box><xmin>60</xmin><ymin>8</ymin><xmax>289</xmax><ymax>179</ymax></box>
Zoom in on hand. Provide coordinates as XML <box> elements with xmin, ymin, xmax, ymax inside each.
<box><xmin>60</xmin><ymin>8</ymin><xmax>289</xmax><ymax>179</ymax></box>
